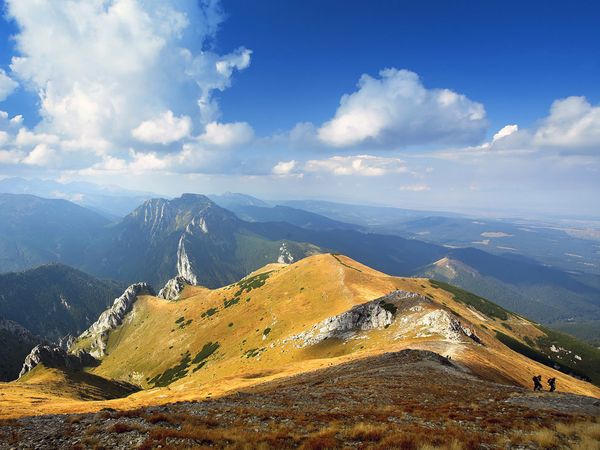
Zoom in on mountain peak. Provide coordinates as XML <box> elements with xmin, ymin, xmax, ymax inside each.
<box><xmin>126</xmin><ymin>194</ymin><xmax>236</xmax><ymax>242</ymax></box>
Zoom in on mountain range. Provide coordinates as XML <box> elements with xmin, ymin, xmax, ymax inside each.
<box><xmin>1</xmin><ymin>192</ymin><xmax>599</xmax><ymax>346</ymax></box>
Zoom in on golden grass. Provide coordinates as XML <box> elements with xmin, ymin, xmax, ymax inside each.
<box><xmin>529</xmin><ymin>428</ymin><xmax>558</xmax><ymax>448</ymax></box>
<box><xmin>346</xmin><ymin>422</ymin><xmax>387</xmax><ymax>442</ymax></box>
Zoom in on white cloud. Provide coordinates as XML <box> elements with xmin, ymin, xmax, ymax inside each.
<box><xmin>305</xmin><ymin>155</ymin><xmax>408</xmax><ymax>176</ymax></box>
<box><xmin>199</xmin><ymin>121</ymin><xmax>254</xmax><ymax>147</ymax></box>
<box><xmin>399</xmin><ymin>184</ymin><xmax>430</xmax><ymax>192</ymax></box>
<box><xmin>6</xmin><ymin>0</ymin><xmax>251</xmax><ymax>160</ymax></box>
<box><xmin>533</xmin><ymin>96</ymin><xmax>600</xmax><ymax>149</ymax></box>
<box><xmin>0</xmin><ymin>131</ymin><xmax>9</xmax><ymax>146</ymax></box>
<box><xmin>15</xmin><ymin>128</ymin><xmax>60</xmax><ymax>147</ymax></box>
<box><xmin>0</xmin><ymin>149</ymin><xmax>21</xmax><ymax>164</ymax></box>
<box><xmin>493</xmin><ymin>124</ymin><xmax>518</xmax><ymax>142</ymax></box>
<box><xmin>132</xmin><ymin>110</ymin><xmax>192</xmax><ymax>145</ymax></box>
<box><xmin>129</xmin><ymin>151</ymin><xmax>169</xmax><ymax>172</ymax></box>
<box><xmin>0</xmin><ymin>69</ymin><xmax>18</xmax><ymax>101</ymax></box>
<box><xmin>317</xmin><ymin>68</ymin><xmax>487</xmax><ymax>148</ymax></box>
<box><xmin>272</xmin><ymin>160</ymin><xmax>297</xmax><ymax>175</ymax></box>
<box><xmin>22</xmin><ymin>143</ymin><xmax>57</xmax><ymax>166</ymax></box>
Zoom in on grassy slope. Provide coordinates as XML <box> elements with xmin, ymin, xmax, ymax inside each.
<box><xmin>0</xmin><ymin>364</ymin><xmax>138</xmax><ymax>419</ymax></box>
<box><xmin>2</xmin><ymin>254</ymin><xmax>599</xmax><ymax>419</ymax></box>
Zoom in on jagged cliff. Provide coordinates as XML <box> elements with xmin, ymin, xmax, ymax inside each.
<box><xmin>158</xmin><ymin>276</ymin><xmax>191</xmax><ymax>300</ymax></box>
<box><xmin>19</xmin><ymin>345</ymin><xmax>97</xmax><ymax>378</ymax></box>
<box><xmin>76</xmin><ymin>283</ymin><xmax>155</xmax><ymax>358</ymax></box>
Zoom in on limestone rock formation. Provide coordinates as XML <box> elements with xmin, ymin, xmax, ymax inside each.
<box><xmin>289</xmin><ymin>289</ymin><xmax>482</xmax><ymax>348</ymax></box>
<box><xmin>56</xmin><ymin>334</ymin><xmax>76</xmax><ymax>351</ymax></box>
<box><xmin>176</xmin><ymin>235</ymin><xmax>199</xmax><ymax>285</ymax></box>
<box><xmin>77</xmin><ymin>283</ymin><xmax>155</xmax><ymax>358</ymax></box>
<box><xmin>158</xmin><ymin>276</ymin><xmax>192</xmax><ymax>300</ymax></box>
<box><xmin>289</xmin><ymin>290</ymin><xmax>416</xmax><ymax>347</ymax></box>
<box><xmin>277</xmin><ymin>242</ymin><xmax>294</xmax><ymax>264</ymax></box>
<box><xmin>19</xmin><ymin>344</ymin><xmax>96</xmax><ymax>378</ymax></box>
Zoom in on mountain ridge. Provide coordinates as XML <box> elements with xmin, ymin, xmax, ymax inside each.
<box><xmin>2</xmin><ymin>253</ymin><xmax>598</xmax><ymax>423</ymax></box>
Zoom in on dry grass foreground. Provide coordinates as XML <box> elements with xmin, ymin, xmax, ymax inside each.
<box><xmin>0</xmin><ymin>350</ymin><xmax>598</xmax><ymax>449</ymax></box>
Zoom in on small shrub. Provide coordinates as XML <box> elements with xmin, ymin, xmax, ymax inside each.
<box><xmin>224</xmin><ymin>297</ymin><xmax>240</xmax><ymax>308</ymax></box>
<box><xmin>201</xmin><ymin>307</ymin><xmax>218</xmax><ymax>318</ymax></box>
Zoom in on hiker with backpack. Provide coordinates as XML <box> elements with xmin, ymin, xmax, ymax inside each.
<box><xmin>532</xmin><ymin>375</ymin><xmax>543</xmax><ymax>391</ymax></box>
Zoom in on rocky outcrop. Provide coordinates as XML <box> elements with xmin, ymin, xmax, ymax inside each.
<box><xmin>395</xmin><ymin>308</ymin><xmax>483</xmax><ymax>344</ymax></box>
<box><xmin>288</xmin><ymin>290</ymin><xmax>483</xmax><ymax>348</ymax></box>
<box><xmin>19</xmin><ymin>344</ymin><xmax>97</xmax><ymax>378</ymax></box>
<box><xmin>77</xmin><ymin>283</ymin><xmax>155</xmax><ymax>358</ymax></box>
<box><xmin>158</xmin><ymin>276</ymin><xmax>191</xmax><ymax>300</ymax></box>
<box><xmin>277</xmin><ymin>242</ymin><xmax>294</xmax><ymax>264</ymax></box>
<box><xmin>289</xmin><ymin>290</ymin><xmax>419</xmax><ymax>347</ymax></box>
<box><xmin>176</xmin><ymin>235</ymin><xmax>199</xmax><ymax>285</ymax></box>
<box><xmin>56</xmin><ymin>334</ymin><xmax>76</xmax><ymax>351</ymax></box>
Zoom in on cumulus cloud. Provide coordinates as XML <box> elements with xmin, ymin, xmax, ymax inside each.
<box><xmin>272</xmin><ymin>160</ymin><xmax>297</xmax><ymax>175</ymax></box>
<box><xmin>199</xmin><ymin>121</ymin><xmax>254</xmax><ymax>147</ymax></box>
<box><xmin>533</xmin><ymin>96</ymin><xmax>600</xmax><ymax>149</ymax></box>
<box><xmin>305</xmin><ymin>155</ymin><xmax>407</xmax><ymax>176</ymax></box>
<box><xmin>492</xmin><ymin>124</ymin><xmax>518</xmax><ymax>142</ymax></box>
<box><xmin>22</xmin><ymin>143</ymin><xmax>57</xmax><ymax>166</ymax></box>
<box><xmin>0</xmin><ymin>149</ymin><xmax>20</xmax><ymax>164</ymax></box>
<box><xmin>482</xmin><ymin>97</ymin><xmax>600</xmax><ymax>156</ymax></box>
<box><xmin>0</xmin><ymin>69</ymin><xmax>18</xmax><ymax>101</ymax></box>
<box><xmin>132</xmin><ymin>110</ymin><xmax>192</xmax><ymax>145</ymax></box>
<box><xmin>317</xmin><ymin>68</ymin><xmax>487</xmax><ymax>148</ymax></box>
<box><xmin>4</xmin><ymin>0</ymin><xmax>251</xmax><ymax>167</ymax></box>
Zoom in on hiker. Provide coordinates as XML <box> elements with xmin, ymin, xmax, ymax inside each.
<box><xmin>532</xmin><ymin>375</ymin><xmax>543</xmax><ymax>391</ymax></box>
<box><xmin>548</xmin><ymin>377</ymin><xmax>557</xmax><ymax>392</ymax></box>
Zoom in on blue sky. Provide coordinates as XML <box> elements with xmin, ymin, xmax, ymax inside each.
<box><xmin>0</xmin><ymin>0</ymin><xmax>598</xmax><ymax>217</ymax></box>
<box><xmin>218</xmin><ymin>0</ymin><xmax>600</xmax><ymax>135</ymax></box>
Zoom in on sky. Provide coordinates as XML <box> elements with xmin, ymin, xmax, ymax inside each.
<box><xmin>0</xmin><ymin>0</ymin><xmax>598</xmax><ymax>217</ymax></box>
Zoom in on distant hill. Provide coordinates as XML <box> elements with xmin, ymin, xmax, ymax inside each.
<box><xmin>208</xmin><ymin>192</ymin><xmax>270</xmax><ymax>209</ymax></box>
<box><xmin>0</xmin><ymin>263</ymin><xmax>124</xmax><ymax>341</ymax></box>
<box><xmin>376</xmin><ymin>215</ymin><xmax>600</xmax><ymax>276</ymax></box>
<box><xmin>280</xmin><ymin>199</ymin><xmax>462</xmax><ymax>227</ymax></box>
<box><xmin>0</xmin><ymin>177</ymin><xmax>155</xmax><ymax>219</ymax></box>
<box><xmin>0</xmin><ymin>194</ymin><xmax>110</xmax><ymax>273</ymax></box>
<box><xmin>218</xmin><ymin>203</ymin><xmax>362</xmax><ymax>232</ymax></box>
